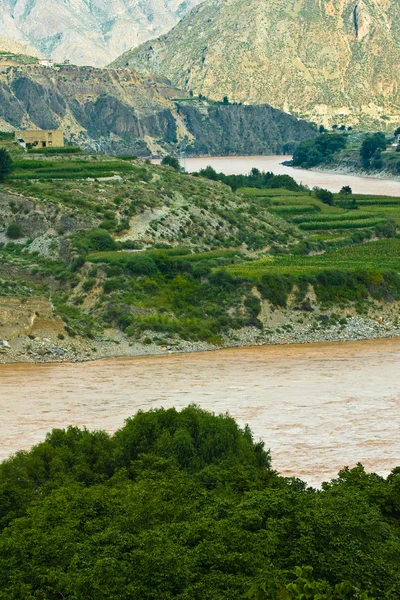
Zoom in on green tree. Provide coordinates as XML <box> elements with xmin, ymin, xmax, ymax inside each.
<box><xmin>340</xmin><ymin>186</ymin><xmax>352</xmax><ymax>195</ymax></box>
<box><xmin>360</xmin><ymin>133</ymin><xmax>387</xmax><ymax>168</ymax></box>
<box><xmin>161</xmin><ymin>155</ymin><xmax>181</xmax><ymax>171</ymax></box>
<box><xmin>0</xmin><ymin>149</ymin><xmax>13</xmax><ymax>182</ymax></box>
<box><xmin>314</xmin><ymin>187</ymin><xmax>334</xmax><ymax>206</ymax></box>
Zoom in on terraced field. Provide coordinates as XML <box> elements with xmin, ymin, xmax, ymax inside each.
<box><xmin>240</xmin><ymin>187</ymin><xmax>399</xmax><ymax>245</ymax></box>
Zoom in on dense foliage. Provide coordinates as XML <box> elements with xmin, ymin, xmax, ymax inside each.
<box><xmin>195</xmin><ymin>166</ymin><xmax>303</xmax><ymax>192</ymax></box>
<box><xmin>0</xmin><ymin>148</ymin><xmax>14</xmax><ymax>182</ymax></box>
<box><xmin>291</xmin><ymin>134</ymin><xmax>347</xmax><ymax>168</ymax></box>
<box><xmin>161</xmin><ymin>155</ymin><xmax>182</xmax><ymax>171</ymax></box>
<box><xmin>0</xmin><ymin>406</ymin><xmax>399</xmax><ymax>599</ymax></box>
<box><xmin>360</xmin><ymin>133</ymin><xmax>388</xmax><ymax>170</ymax></box>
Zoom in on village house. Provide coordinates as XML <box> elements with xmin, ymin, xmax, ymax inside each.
<box><xmin>14</xmin><ymin>129</ymin><xmax>64</xmax><ymax>149</ymax></box>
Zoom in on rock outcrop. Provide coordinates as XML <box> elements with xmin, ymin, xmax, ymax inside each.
<box><xmin>0</xmin><ymin>63</ymin><xmax>316</xmax><ymax>156</ymax></box>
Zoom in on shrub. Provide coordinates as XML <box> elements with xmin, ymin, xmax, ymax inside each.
<box><xmin>27</xmin><ymin>146</ymin><xmax>81</xmax><ymax>154</ymax></box>
<box><xmin>257</xmin><ymin>274</ymin><xmax>294</xmax><ymax>306</ymax></box>
<box><xmin>0</xmin><ymin>149</ymin><xmax>13</xmax><ymax>182</ymax></box>
<box><xmin>314</xmin><ymin>187</ymin><xmax>334</xmax><ymax>206</ymax></box>
<box><xmin>103</xmin><ymin>276</ymin><xmax>126</xmax><ymax>294</ymax></box>
<box><xmin>375</xmin><ymin>220</ymin><xmax>397</xmax><ymax>239</ymax></box>
<box><xmin>6</xmin><ymin>222</ymin><xmax>23</xmax><ymax>239</ymax></box>
<box><xmin>125</xmin><ymin>253</ymin><xmax>158</xmax><ymax>276</ymax></box>
<box><xmin>161</xmin><ymin>155</ymin><xmax>181</xmax><ymax>171</ymax></box>
<box><xmin>83</xmin><ymin>229</ymin><xmax>117</xmax><ymax>252</ymax></box>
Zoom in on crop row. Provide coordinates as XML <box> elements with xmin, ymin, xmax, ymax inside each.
<box><xmin>269</xmin><ymin>204</ymin><xmax>318</xmax><ymax>215</ymax></box>
<box><xmin>297</xmin><ymin>218</ymin><xmax>385</xmax><ymax>231</ymax></box>
<box><xmin>291</xmin><ymin>212</ymin><xmax>375</xmax><ymax>224</ymax></box>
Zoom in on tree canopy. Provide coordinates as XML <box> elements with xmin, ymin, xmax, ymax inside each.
<box><xmin>291</xmin><ymin>134</ymin><xmax>347</xmax><ymax>168</ymax></box>
<box><xmin>195</xmin><ymin>165</ymin><xmax>303</xmax><ymax>192</ymax></box>
<box><xmin>161</xmin><ymin>155</ymin><xmax>181</xmax><ymax>171</ymax></box>
<box><xmin>0</xmin><ymin>406</ymin><xmax>399</xmax><ymax>599</ymax></box>
<box><xmin>0</xmin><ymin>148</ymin><xmax>13</xmax><ymax>182</ymax></box>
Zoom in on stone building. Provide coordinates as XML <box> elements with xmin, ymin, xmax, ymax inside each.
<box><xmin>14</xmin><ymin>129</ymin><xmax>64</xmax><ymax>148</ymax></box>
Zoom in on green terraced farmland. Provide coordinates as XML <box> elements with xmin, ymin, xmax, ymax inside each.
<box><xmin>239</xmin><ymin>187</ymin><xmax>400</xmax><ymax>246</ymax></box>
<box><xmin>226</xmin><ymin>239</ymin><xmax>400</xmax><ymax>279</ymax></box>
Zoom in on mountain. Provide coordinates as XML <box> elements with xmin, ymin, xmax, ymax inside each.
<box><xmin>0</xmin><ymin>35</ymin><xmax>42</xmax><ymax>58</ymax></box>
<box><xmin>113</xmin><ymin>0</ymin><xmax>400</xmax><ymax>128</ymax></box>
<box><xmin>0</xmin><ymin>0</ymin><xmax>203</xmax><ymax>67</ymax></box>
<box><xmin>0</xmin><ymin>62</ymin><xmax>315</xmax><ymax>155</ymax></box>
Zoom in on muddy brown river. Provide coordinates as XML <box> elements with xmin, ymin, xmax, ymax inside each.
<box><xmin>153</xmin><ymin>155</ymin><xmax>400</xmax><ymax>196</ymax></box>
<box><xmin>1</xmin><ymin>338</ymin><xmax>400</xmax><ymax>486</ymax></box>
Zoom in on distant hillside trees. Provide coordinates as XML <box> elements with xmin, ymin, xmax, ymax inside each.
<box><xmin>291</xmin><ymin>133</ymin><xmax>347</xmax><ymax>168</ymax></box>
<box><xmin>161</xmin><ymin>155</ymin><xmax>181</xmax><ymax>171</ymax></box>
<box><xmin>195</xmin><ymin>166</ymin><xmax>303</xmax><ymax>192</ymax></box>
<box><xmin>360</xmin><ymin>133</ymin><xmax>387</xmax><ymax>170</ymax></box>
<box><xmin>0</xmin><ymin>149</ymin><xmax>13</xmax><ymax>182</ymax></box>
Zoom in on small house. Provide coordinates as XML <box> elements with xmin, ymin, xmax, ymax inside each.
<box><xmin>14</xmin><ymin>129</ymin><xmax>64</xmax><ymax>148</ymax></box>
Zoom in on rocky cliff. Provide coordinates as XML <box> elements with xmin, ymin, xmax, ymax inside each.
<box><xmin>114</xmin><ymin>0</ymin><xmax>400</xmax><ymax>128</ymax></box>
<box><xmin>0</xmin><ymin>62</ymin><xmax>315</xmax><ymax>155</ymax></box>
<box><xmin>0</xmin><ymin>0</ymin><xmax>203</xmax><ymax>66</ymax></box>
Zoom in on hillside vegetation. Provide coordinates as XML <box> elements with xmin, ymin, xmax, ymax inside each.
<box><xmin>1</xmin><ymin>149</ymin><xmax>400</xmax><ymax>360</ymax></box>
<box><xmin>114</xmin><ymin>0</ymin><xmax>400</xmax><ymax>128</ymax></box>
<box><xmin>292</xmin><ymin>130</ymin><xmax>400</xmax><ymax>177</ymax></box>
<box><xmin>0</xmin><ymin>406</ymin><xmax>399</xmax><ymax>599</ymax></box>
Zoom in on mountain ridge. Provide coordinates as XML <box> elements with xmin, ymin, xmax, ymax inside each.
<box><xmin>0</xmin><ymin>62</ymin><xmax>315</xmax><ymax>155</ymax></box>
<box><xmin>113</xmin><ymin>0</ymin><xmax>400</xmax><ymax>128</ymax></box>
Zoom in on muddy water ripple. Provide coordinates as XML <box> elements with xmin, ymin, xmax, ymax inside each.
<box><xmin>1</xmin><ymin>339</ymin><xmax>400</xmax><ymax>486</ymax></box>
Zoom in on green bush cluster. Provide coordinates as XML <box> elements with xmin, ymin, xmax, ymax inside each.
<box><xmin>0</xmin><ymin>406</ymin><xmax>399</xmax><ymax>599</ymax></box>
<box><xmin>27</xmin><ymin>146</ymin><xmax>81</xmax><ymax>154</ymax></box>
<box><xmin>195</xmin><ymin>166</ymin><xmax>303</xmax><ymax>192</ymax></box>
<box><xmin>291</xmin><ymin>133</ymin><xmax>347</xmax><ymax>168</ymax></box>
<box><xmin>5</xmin><ymin>223</ymin><xmax>23</xmax><ymax>239</ymax></box>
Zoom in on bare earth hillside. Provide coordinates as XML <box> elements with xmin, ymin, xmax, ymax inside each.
<box><xmin>113</xmin><ymin>0</ymin><xmax>400</xmax><ymax>128</ymax></box>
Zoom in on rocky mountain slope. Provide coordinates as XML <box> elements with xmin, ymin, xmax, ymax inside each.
<box><xmin>0</xmin><ymin>35</ymin><xmax>41</xmax><ymax>58</ymax></box>
<box><xmin>0</xmin><ymin>61</ymin><xmax>315</xmax><ymax>155</ymax></box>
<box><xmin>114</xmin><ymin>0</ymin><xmax>400</xmax><ymax>128</ymax></box>
<box><xmin>0</xmin><ymin>0</ymin><xmax>202</xmax><ymax>66</ymax></box>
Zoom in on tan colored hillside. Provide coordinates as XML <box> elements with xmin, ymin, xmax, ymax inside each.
<box><xmin>0</xmin><ymin>35</ymin><xmax>42</xmax><ymax>59</ymax></box>
<box><xmin>0</xmin><ymin>0</ymin><xmax>202</xmax><ymax>67</ymax></box>
<box><xmin>113</xmin><ymin>0</ymin><xmax>400</xmax><ymax>128</ymax></box>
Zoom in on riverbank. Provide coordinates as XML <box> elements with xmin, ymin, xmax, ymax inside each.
<box><xmin>311</xmin><ymin>162</ymin><xmax>400</xmax><ymax>182</ymax></box>
<box><xmin>1</xmin><ymin>302</ymin><xmax>399</xmax><ymax>364</ymax></box>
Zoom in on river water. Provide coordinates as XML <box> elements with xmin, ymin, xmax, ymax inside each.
<box><xmin>1</xmin><ymin>338</ymin><xmax>400</xmax><ymax>486</ymax></box>
<box><xmin>155</xmin><ymin>155</ymin><xmax>400</xmax><ymax>196</ymax></box>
